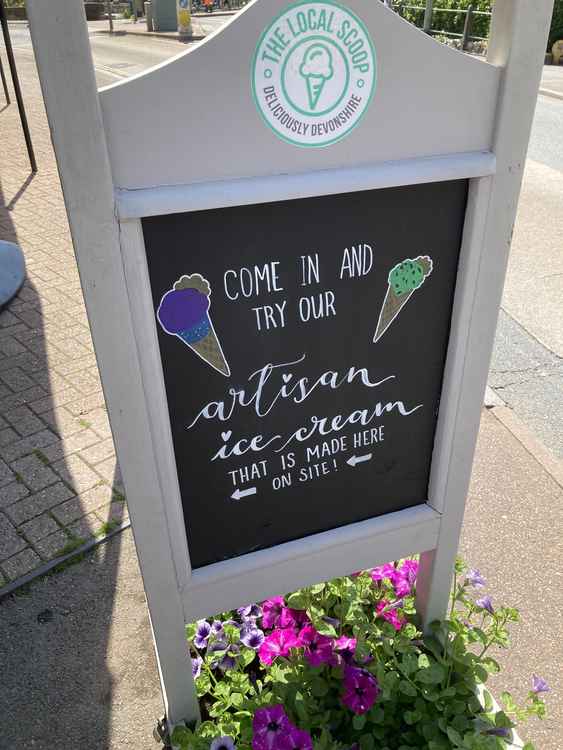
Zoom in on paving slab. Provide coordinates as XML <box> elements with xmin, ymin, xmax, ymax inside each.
<box><xmin>460</xmin><ymin>408</ymin><xmax>563</xmax><ymax>750</ymax></box>
<box><xmin>0</xmin><ymin>43</ymin><xmax>126</xmax><ymax>590</ymax></box>
<box><xmin>502</xmin><ymin>159</ymin><xmax>563</xmax><ymax>357</ymax></box>
<box><xmin>0</xmin><ymin>529</ymin><xmax>163</xmax><ymax>749</ymax></box>
<box><xmin>489</xmin><ymin>311</ymin><xmax>563</xmax><ymax>457</ymax></box>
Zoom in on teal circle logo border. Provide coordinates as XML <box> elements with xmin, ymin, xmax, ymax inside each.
<box><xmin>251</xmin><ymin>0</ymin><xmax>378</xmax><ymax>148</ymax></box>
<box><xmin>281</xmin><ymin>35</ymin><xmax>350</xmax><ymax>119</ymax></box>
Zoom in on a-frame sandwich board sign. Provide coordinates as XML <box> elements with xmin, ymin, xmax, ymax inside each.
<box><xmin>27</xmin><ymin>0</ymin><xmax>554</xmax><ymax>727</ymax></box>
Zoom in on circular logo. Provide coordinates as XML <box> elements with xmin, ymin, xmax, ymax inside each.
<box><xmin>252</xmin><ymin>0</ymin><xmax>376</xmax><ymax>148</ymax></box>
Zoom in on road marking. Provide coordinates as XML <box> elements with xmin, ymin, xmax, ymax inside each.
<box><xmin>231</xmin><ymin>487</ymin><xmax>257</xmax><ymax>500</ymax></box>
<box><xmin>346</xmin><ymin>453</ymin><xmax>372</xmax><ymax>467</ymax></box>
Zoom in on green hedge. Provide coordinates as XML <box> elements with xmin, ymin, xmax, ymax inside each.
<box><xmin>550</xmin><ymin>0</ymin><xmax>563</xmax><ymax>49</ymax></box>
<box><xmin>396</xmin><ymin>0</ymin><xmax>563</xmax><ymax>50</ymax></box>
<box><xmin>395</xmin><ymin>0</ymin><xmax>492</xmax><ymax>39</ymax></box>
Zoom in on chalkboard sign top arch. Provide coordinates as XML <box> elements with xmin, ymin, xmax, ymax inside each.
<box><xmin>99</xmin><ymin>0</ymin><xmax>501</xmax><ymax>191</ymax></box>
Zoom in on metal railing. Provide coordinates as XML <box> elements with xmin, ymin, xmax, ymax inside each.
<box><xmin>394</xmin><ymin>3</ymin><xmax>492</xmax><ymax>50</ymax></box>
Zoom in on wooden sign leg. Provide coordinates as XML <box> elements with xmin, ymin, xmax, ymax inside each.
<box><xmin>26</xmin><ymin>0</ymin><xmax>200</xmax><ymax>726</ymax></box>
<box><xmin>416</xmin><ymin>0</ymin><xmax>554</xmax><ymax>631</ymax></box>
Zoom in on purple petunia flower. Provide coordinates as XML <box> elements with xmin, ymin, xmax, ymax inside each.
<box><xmin>252</xmin><ymin>704</ymin><xmax>290</xmax><ymax>750</ymax></box>
<box><xmin>476</xmin><ymin>595</ymin><xmax>494</xmax><ymax>614</ymax></box>
<box><xmin>341</xmin><ymin>666</ymin><xmax>380</xmax><ymax>715</ymax></box>
<box><xmin>277</xmin><ymin>726</ymin><xmax>313</xmax><ymax>750</ymax></box>
<box><xmin>333</xmin><ymin>635</ymin><xmax>357</xmax><ymax>665</ymax></box>
<box><xmin>211</xmin><ymin>620</ymin><xmax>225</xmax><ymax>638</ymax></box>
<box><xmin>210</xmin><ymin>737</ymin><xmax>236</xmax><ymax>750</ymax></box>
<box><xmin>238</xmin><ymin>604</ymin><xmax>263</xmax><ymax>621</ymax></box>
<box><xmin>532</xmin><ymin>675</ymin><xmax>550</xmax><ymax>693</ymax></box>
<box><xmin>466</xmin><ymin>569</ymin><xmax>486</xmax><ymax>588</ymax></box>
<box><xmin>216</xmin><ymin>643</ymin><xmax>240</xmax><ymax>672</ymax></box>
<box><xmin>192</xmin><ymin>655</ymin><xmax>202</xmax><ymax>679</ymax></box>
<box><xmin>194</xmin><ymin>620</ymin><xmax>212</xmax><ymax>649</ymax></box>
<box><xmin>484</xmin><ymin>727</ymin><xmax>510</xmax><ymax>737</ymax></box>
<box><xmin>258</xmin><ymin>628</ymin><xmax>300</xmax><ymax>666</ymax></box>
<box><xmin>299</xmin><ymin>625</ymin><xmax>334</xmax><ymax>667</ymax></box>
<box><xmin>241</xmin><ymin>626</ymin><xmax>265</xmax><ymax>650</ymax></box>
<box><xmin>261</xmin><ymin>597</ymin><xmax>285</xmax><ymax>629</ymax></box>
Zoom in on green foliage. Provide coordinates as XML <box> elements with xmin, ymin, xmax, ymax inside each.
<box><xmin>173</xmin><ymin>559</ymin><xmax>549</xmax><ymax>750</ymax></box>
<box><xmin>396</xmin><ymin>1</ymin><xmax>492</xmax><ymax>40</ymax></box>
<box><xmin>549</xmin><ymin>0</ymin><xmax>563</xmax><ymax>50</ymax></box>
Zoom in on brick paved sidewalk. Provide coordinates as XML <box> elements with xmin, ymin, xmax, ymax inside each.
<box><xmin>0</xmin><ymin>50</ymin><xmax>128</xmax><ymax>590</ymax></box>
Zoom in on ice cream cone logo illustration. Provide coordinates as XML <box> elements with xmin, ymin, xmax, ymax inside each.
<box><xmin>373</xmin><ymin>257</ymin><xmax>433</xmax><ymax>344</ymax></box>
<box><xmin>299</xmin><ymin>43</ymin><xmax>334</xmax><ymax>112</ymax></box>
<box><xmin>157</xmin><ymin>274</ymin><xmax>230</xmax><ymax>377</ymax></box>
<box><xmin>252</xmin><ymin>1</ymin><xmax>377</xmax><ymax>147</ymax></box>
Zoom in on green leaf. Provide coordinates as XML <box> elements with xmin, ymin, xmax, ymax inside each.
<box><xmin>286</xmin><ymin>591</ymin><xmax>308</xmax><ymax>609</ymax></box>
<box><xmin>482</xmin><ymin>689</ymin><xmax>494</xmax><ymax>712</ymax></box>
<box><xmin>446</xmin><ymin>727</ymin><xmax>463</xmax><ymax>746</ymax></box>
<box><xmin>353</xmin><ymin>714</ymin><xmax>367</xmax><ymax>730</ymax></box>
<box><xmin>494</xmin><ymin>711</ymin><xmax>514</xmax><ymax>729</ymax></box>
<box><xmin>417</xmin><ymin>663</ymin><xmax>446</xmax><ymax>685</ymax></box>
<box><xmin>359</xmin><ymin>734</ymin><xmax>375</xmax><ymax>750</ymax></box>
<box><xmin>473</xmin><ymin>664</ymin><xmax>489</xmax><ymax>684</ymax></box>
<box><xmin>368</xmin><ymin>705</ymin><xmax>384</xmax><ymax>724</ymax></box>
<box><xmin>311</xmin><ymin>583</ymin><xmax>326</xmax><ymax>595</ymax></box>
<box><xmin>240</xmin><ymin>648</ymin><xmax>256</xmax><ymax>668</ymax></box>
<box><xmin>399</xmin><ymin>680</ymin><xmax>418</xmax><ymax>697</ymax></box>
<box><xmin>418</xmin><ymin>654</ymin><xmax>431</xmax><ymax>669</ymax></box>
<box><xmin>404</xmin><ymin>710</ymin><xmax>421</xmax><ymax>725</ymax></box>
<box><xmin>185</xmin><ymin>622</ymin><xmax>197</xmax><ymax>642</ymax></box>
<box><xmin>315</xmin><ymin>621</ymin><xmax>338</xmax><ymax>638</ymax></box>
<box><xmin>311</xmin><ymin>677</ymin><xmax>329</xmax><ymax>698</ymax></box>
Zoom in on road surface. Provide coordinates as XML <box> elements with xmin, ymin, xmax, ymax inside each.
<box><xmin>4</xmin><ymin>23</ymin><xmax>563</xmax><ymax>456</ymax></box>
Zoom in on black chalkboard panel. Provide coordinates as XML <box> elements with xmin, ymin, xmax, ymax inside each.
<box><xmin>142</xmin><ymin>181</ymin><xmax>467</xmax><ymax>569</ymax></box>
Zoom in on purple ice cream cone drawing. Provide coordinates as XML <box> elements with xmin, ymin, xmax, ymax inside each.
<box><xmin>157</xmin><ymin>274</ymin><xmax>230</xmax><ymax>377</ymax></box>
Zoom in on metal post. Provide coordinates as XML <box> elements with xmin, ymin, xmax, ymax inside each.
<box><xmin>462</xmin><ymin>4</ymin><xmax>473</xmax><ymax>51</ymax></box>
<box><xmin>0</xmin><ymin>0</ymin><xmax>36</xmax><ymax>172</ymax></box>
<box><xmin>0</xmin><ymin>52</ymin><xmax>10</xmax><ymax>104</ymax></box>
<box><xmin>423</xmin><ymin>0</ymin><xmax>433</xmax><ymax>33</ymax></box>
<box><xmin>106</xmin><ymin>0</ymin><xmax>114</xmax><ymax>32</ymax></box>
<box><xmin>177</xmin><ymin>0</ymin><xmax>194</xmax><ymax>39</ymax></box>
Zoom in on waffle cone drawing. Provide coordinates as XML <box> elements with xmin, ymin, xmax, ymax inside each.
<box><xmin>306</xmin><ymin>77</ymin><xmax>326</xmax><ymax>110</ymax></box>
<box><xmin>178</xmin><ymin>319</ymin><xmax>230</xmax><ymax>377</ymax></box>
<box><xmin>157</xmin><ymin>273</ymin><xmax>231</xmax><ymax>377</ymax></box>
<box><xmin>373</xmin><ymin>256</ymin><xmax>433</xmax><ymax>343</ymax></box>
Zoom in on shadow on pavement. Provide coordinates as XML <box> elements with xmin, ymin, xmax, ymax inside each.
<box><xmin>0</xmin><ymin>97</ymin><xmax>160</xmax><ymax>744</ymax></box>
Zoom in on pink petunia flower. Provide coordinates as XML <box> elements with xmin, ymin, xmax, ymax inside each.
<box><xmin>341</xmin><ymin>666</ymin><xmax>380</xmax><ymax>714</ymax></box>
<box><xmin>370</xmin><ymin>563</ymin><xmax>396</xmax><ymax>584</ymax></box>
<box><xmin>252</xmin><ymin>705</ymin><xmax>290</xmax><ymax>750</ymax></box>
<box><xmin>258</xmin><ymin>628</ymin><xmax>300</xmax><ymax>666</ymax></box>
<box><xmin>261</xmin><ymin>597</ymin><xmax>285</xmax><ymax>629</ymax></box>
<box><xmin>298</xmin><ymin>625</ymin><xmax>334</xmax><ymax>667</ymax></box>
<box><xmin>375</xmin><ymin>600</ymin><xmax>405</xmax><ymax>631</ymax></box>
<box><xmin>279</xmin><ymin>607</ymin><xmax>310</xmax><ymax>631</ymax></box>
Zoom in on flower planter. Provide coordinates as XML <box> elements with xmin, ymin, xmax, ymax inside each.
<box><xmin>169</xmin><ymin>561</ymin><xmax>548</xmax><ymax>750</ymax></box>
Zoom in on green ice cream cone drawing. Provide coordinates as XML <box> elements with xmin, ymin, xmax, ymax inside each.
<box><xmin>157</xmin><ymin>274</ymin><xmax>230</xmax><ymax>377</ymax></box>
<box><xmin>373</xmin><ymin>256</ymin><xmax>433</xmax><ymax>343</ymax></box>
<box><xmin>299</xmin><ymin>43</ymin><xmax>334</xmax><ymax>111</ymax></box>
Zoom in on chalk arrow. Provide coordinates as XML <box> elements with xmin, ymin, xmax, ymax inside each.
<box><xmin>347</xmin><ymin>453</ymin><xmax>372</xmax><ymax>468</ymax></box>
<box><xmin>231</xmin><ymin>487</ymin><xmax>257</xmax><ymax>500</ymax></box>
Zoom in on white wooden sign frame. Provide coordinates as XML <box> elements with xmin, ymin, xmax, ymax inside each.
<box><xmin>27</xmin><ymin>0</ymin><xmax>553</xmax><ymax>727</ymax></box>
